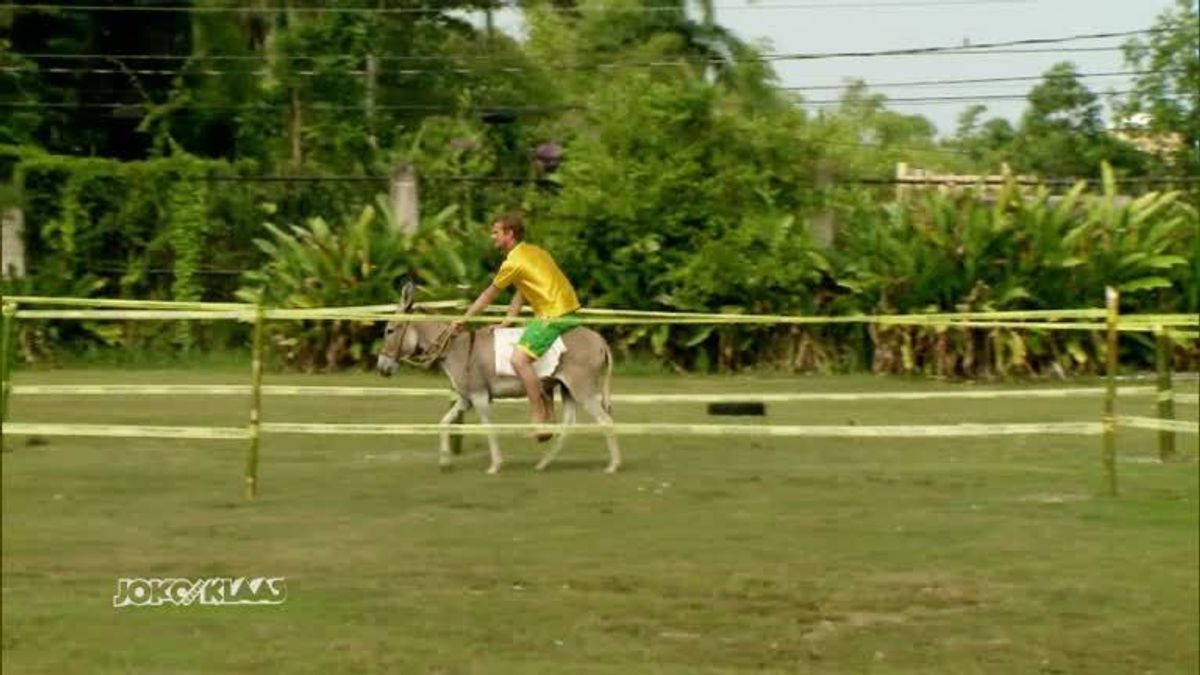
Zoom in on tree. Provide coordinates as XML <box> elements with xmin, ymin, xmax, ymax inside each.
<box><xmin>952</xmin><ymin>104</ymin><xmax>1016</xmax><ymax>169</ymax></box>
<box><xmin>805</xmin><ymin>81</ymin><xmax>950</xmax><ymax>179</ymax></box>
<box><xmin>1011</xmin><ymin>62</ymin><xmax>1148</xmax><ymax>178</ymax></box>
<box><xmin>0</xmin><ymin>39</ymin><xmax>41</xmax><ymax>145</ymax></box>
<box><xmin>7</xmin><ymin>4</ymin><xmax>191</xmax><ymax>158</ymax></box>
<box><xmin>1118</xmin><ymin>0</ymin><xmax>1200</xmax><ymax>177</ymax></box>
<box><xmin>518</xmin><ymin>5</ymin><xmax>822</xmax><ymax>311</ymax></box>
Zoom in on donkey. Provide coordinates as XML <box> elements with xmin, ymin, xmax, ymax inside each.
<box><xmin>375</xmin><ymin>283</ymin><xmax>621</xmax><ymax>474</ymax></box>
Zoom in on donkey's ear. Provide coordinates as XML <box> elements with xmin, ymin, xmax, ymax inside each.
<box><xmin>398</xmin><ymin>280</ymin><xmax>415</xmax><ymax>312</ymax></box>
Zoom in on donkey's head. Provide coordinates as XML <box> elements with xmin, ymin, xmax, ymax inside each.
<box><xmin>375</xmin><ymin>281</ymin><xmax>417</xmax><ymax>377</ymax></box>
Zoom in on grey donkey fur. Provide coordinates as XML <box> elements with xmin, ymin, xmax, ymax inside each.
<box><xmin>376</xmin><ymin>283</ymin><xmax>620</xmax><ymax>474</ymax></box>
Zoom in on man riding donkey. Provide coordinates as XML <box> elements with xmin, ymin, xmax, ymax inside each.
<box><xmin>377</xmin><ymin>210</ymin><xmax>617</xmax><ymax>474</ymax></box>
<box><xmin>450</xmin><ymin>211</ymin><xmax>581</xmax><ymax>442</ymax></box>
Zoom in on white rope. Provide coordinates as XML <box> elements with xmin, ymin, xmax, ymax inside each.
<box><xmin>13</xmin><ymin>383</ymin><xmax>1195</xmax><ymax>404</ymax></box>
<box><xmin>3</xmin><ymin>423</ymin><xmax>249</xmax><ymax>440</ymax></box>
<box><xmin>1116</xmin><ymin>417</ymin><xmax>1199</xmax><ymax>434</ymax></box>
<box><xmin>4</xmin><ymin>421</ymin><xmax>1103</xmax><ymax>439</ymax></box>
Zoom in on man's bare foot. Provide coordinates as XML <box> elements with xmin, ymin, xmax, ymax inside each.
<box><xmin>529</xmin><ymin>406</ymin><xmax>554</xmax><ymax>443</ymax></box>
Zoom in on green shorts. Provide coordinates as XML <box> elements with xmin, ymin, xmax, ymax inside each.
<box><xmin>518</xmin><ymin>314</ymin><xmax>582</xmax><ymax>359</ymax></box>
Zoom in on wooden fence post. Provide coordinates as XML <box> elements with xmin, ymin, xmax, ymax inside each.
<box><xmin>1102</xmin><ymin>286</ymin><xmax>1119</xmax><ymax>497</ymax></box>
<box><xmin>0</xmin><ymin>302</ymin><xmax>14</xmax><ymax>449</ymax></box>
<box><xmin>1155</xmin><ymin>325</ymin><xmax>1176</xmax><ymax>461</ymax></box>
<box><xmin>245</xmin><ymin>299</ymin><xmax>266</xmax><ymax>499</ymax></box>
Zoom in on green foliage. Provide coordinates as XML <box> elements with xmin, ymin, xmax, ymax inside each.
<box><xmin>833</xmin><ymin>165</ymin><xmax>1197</xmax><ymax>376</ymax></box>
<box><xmin>1009</xmin><ymin>63</ymin><xmax>1149</xmax><ymax>178</ymax></box>
<box><xmin>662</xmin><ymin>214</ymin><xmax>834</xmax><ymax>371</ymax></box>
<box><xmin>512</xmin><ymin>61</ymin><xmax>822</xmax><ymax>368</ymax></box>
<box><xmin>0</xmin><ymin>273</ymin><xmax>108</xmax><ymax>366</ymax></box>
<box><xmin>166</xmin><ymin>163</ymin><xmax>210</xmax><ymax>351</ymax></box>
<box><xmin>237</xmin><ymin>200</ymin><xmax>490</xmax><ymax>370</ymax></box>
<box><xmin>953</xmin><ymin>104</ymin><xmax>1017</xmax><ymax>169</ymax></box>
<box><xmin>1118</xmin><ymin>0</ymin><xmax>1200</xmax><ymax>178</ymax></box>
<box><xmin>2</xmin><ymin>148</ymin><xmax>271</xmax><ymax>357</ymax></box>
<box><xmin>0</xmin><ymin>40</ymin><xmax>40</xmax><ymax>146</ymax></box>
<box><xmin>393</xmin><ymin>116</ymin><xmax>504</xmax><ymax>227</ymax></box>
<box><xmin>948</xmin><ymin>63</ymin><xmax>1154</xmax><ymax>179</ymax></box>
<box><xmin>6</xmin><ymin>4</ymin><xmax>190</xmax><ymax>158</ymax></box>
<box><xmin>5</xmin><ymin>3</ymin><xmax>1196</xmax><ymax>376</ymax></box>
<box><xmin>806</xmin><ymin>81</ymin><xmax>955</xmax><ymax>178</ymax></box>
<box><xmin>531</xmin><ymin>68</ymin><xmax>817</xmax><ymax>304</ymax></box>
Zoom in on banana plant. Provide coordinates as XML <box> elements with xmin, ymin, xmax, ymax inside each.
<box><xmin>830</xmin><ymin>164</ymin><xmax>1197</xmax><ymax>376</ymax></box>
<box><xmin>238</xmin><ymin>201</ymin><xmax>487</xmax><ymax>370</ymax></box>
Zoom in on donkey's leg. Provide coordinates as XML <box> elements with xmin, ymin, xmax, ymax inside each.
<box><xmin>438</xmin><ymin>397</ymin><xmax>471</xmax><ymax>469</ymax></box>
<box><xmin>448</xmin><ymin>406</ymin><xmax>466</xmax><ymax>456</ymax></box>
<box><xmin>581</xmin><ymin>395</ymin><xmax>621</xmax><ymax>474</ymax></box>
<box><xmin>470</xmin><ymin>394</ymin><xmax>504</xmax><ymax>474</ymax></box>
<box><xmin>536</xmin><ymin>394</ymin><xmax>577</xmax><ymax>472</ymax></box>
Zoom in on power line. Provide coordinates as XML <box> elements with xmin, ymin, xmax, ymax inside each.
<box><xmin>5</xmin><ymin>29</ymin><xmax>1154</xmax><ymax>75</ymax></box>
<box><xmin>781</xmin><ymin>70</ymin><xmax>1158</xmax><ymax>92</ymax></box>
<box><xmin>5</xmin><ymin>65</ymin><xmax>525</xmax><ymax>77</ymax></box>
<box><xmin>14</xmin><ymin>53</ymin><xmax>399</xmax><ymax>62</ymax></box>
<box><xmin>11</xmin><ymin>45</ymin><xmax>1130</xmax><ymax>64</ymax></box>
<box><xmin>909</xmin><ymin>46</ymin><xmax>1123</xmax><ymax>55</ymax></box>
<box><xmin>700</xmin><ymin>0</ymin><xmax>1039</xmax><ymax>10</ymax></box>
<box><xmin>803</xmin><ymin>90</ymin><xmax>1144</xmax><ymax>105</ymax></box>
<box><xmin>3</xmin><ymin>90</ymin><xmax>1152</xmax><ymax>111</ymax></box>
<box><xmin>0</xmin><ymin>101</ymin><xmax>577</xmax><ymax>113</ymax></box>
<box><xmin>6</xmin><ymin>67</ymin><xmax>1159</xmax><ymax>92</ymax></box>
<box><xmin>752</xmin><ymin>29</ymin><xmax>1150</xmax><ymax>62</ymax></box>
<box><xmin>0</xmin><ymin>96</ymin><xmax>971</xmax><ymax>154</ymax></box>
<box><xmin>4</xmin><ymin>0</ymin><xmax>1038</xmax><ymax>15</ymax></box>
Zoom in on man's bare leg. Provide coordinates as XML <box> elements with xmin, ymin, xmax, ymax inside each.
<box><xmin>511</xmin><ymin>349</ymin><xmax>553</xmax><ymax>442</ymax></box>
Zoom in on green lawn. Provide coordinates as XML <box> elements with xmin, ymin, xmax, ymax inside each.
<box><xmin>3</xmin><ymin>369</ymin><xmax>1197</xmax><ymax>674</ymax></box>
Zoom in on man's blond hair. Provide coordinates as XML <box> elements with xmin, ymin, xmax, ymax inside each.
<box><xmin>493</xmin><ymin>211</ymin><xmax>525</xmax><ymax>240</ymax></box>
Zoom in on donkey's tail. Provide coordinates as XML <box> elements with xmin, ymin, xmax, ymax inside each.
<box><xmin>602</xmin><ymin>344</ymin><xmax>614</xmax><ymax>414</ymax></box>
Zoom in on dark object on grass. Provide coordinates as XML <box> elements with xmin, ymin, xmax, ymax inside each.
<box><xmin>707</xmin><ymin>402</ymin><xmax>766</xmax><ymax>416</ymax></box>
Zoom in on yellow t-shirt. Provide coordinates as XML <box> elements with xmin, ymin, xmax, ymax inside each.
<box><xmin>493</xmin><ymin>242</ymin><xmax>581</xmax><ymax>318</ymax></box>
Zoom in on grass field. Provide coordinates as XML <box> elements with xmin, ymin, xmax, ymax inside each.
<box><xmin>2</xmin><ymin>368</ymin><xmax>1198</xmax><ymax>674</ymax></box>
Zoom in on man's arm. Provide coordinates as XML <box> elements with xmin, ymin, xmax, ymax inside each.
<box><xmin>502</xmin><ymin>291</ymin><xmax>524</xmax><ymax>327</ymax></box>
<box><xmin>451</xmin><ymin>284</ymin><xmax>502</xmax><ymax>333</ymax></box>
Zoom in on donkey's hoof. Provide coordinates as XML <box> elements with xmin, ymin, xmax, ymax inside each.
<box><xmin>535</xmin><ymin>461</ymin><xmax>550</xmax><ymax>472</ymax></box>
<box><xmin>486</xmin><ymin>464</ymin><xmax>503</xmax><ymax>475</ymax></box>
<box><xmin>604</xmin><ymin>462</ymin><xmax>621</xmax><ymax>474</ymax></box>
